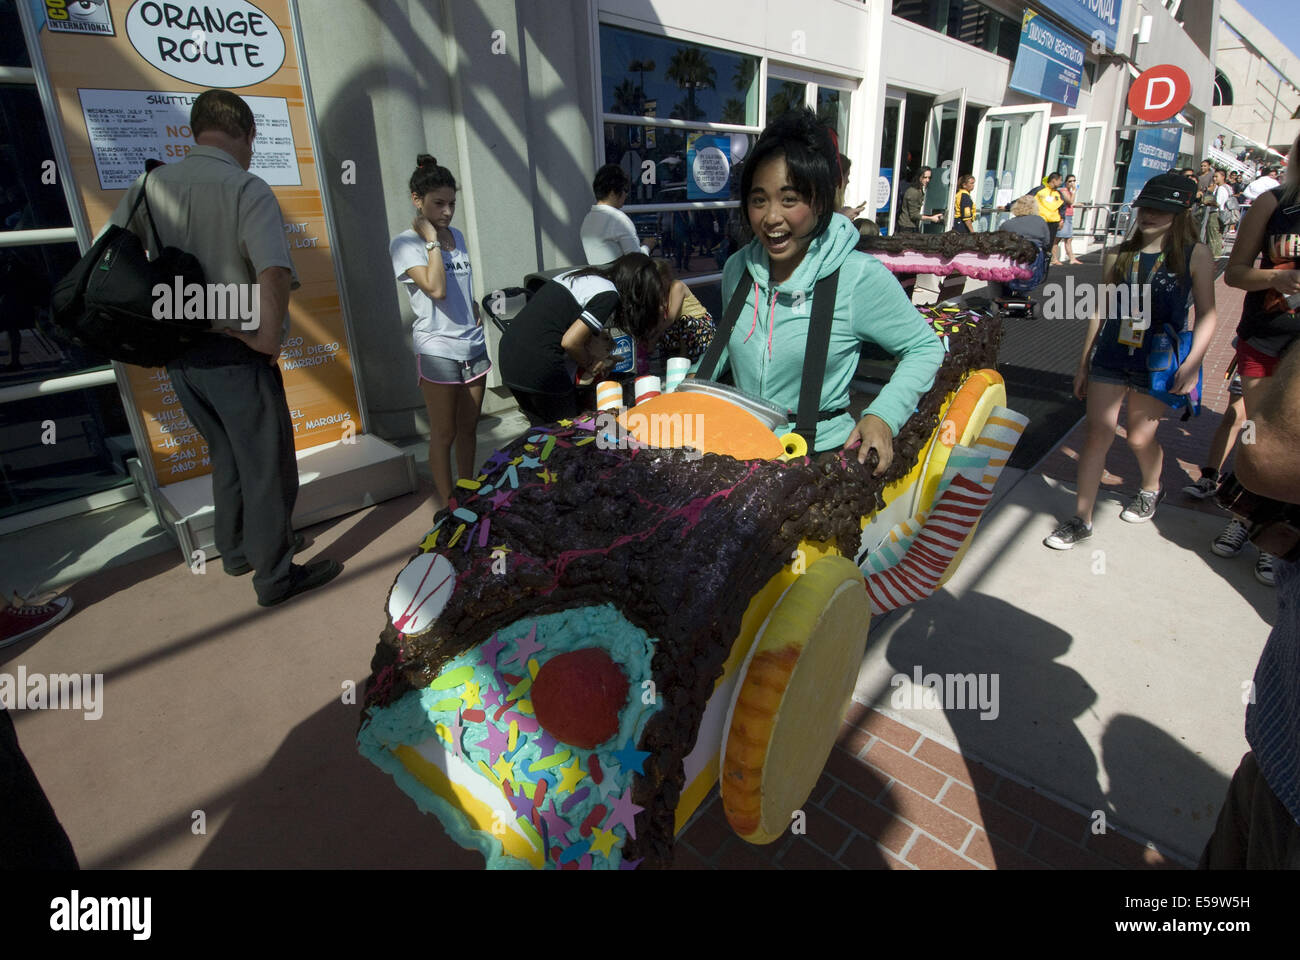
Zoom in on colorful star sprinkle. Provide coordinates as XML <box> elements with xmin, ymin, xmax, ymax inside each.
<box><xmin>588</xmin><ymin>826</ymin><xmax>619</xmax><ymax>857</ymax></box>
<box><xmin>460</xmin><ymin>680</ymin><xmax>481</xmax><ymax>710</ymax></box>
<box><xmin>555</xmin><ymin>758</ymin><xmax>587</xmax><ymax>794</ymax></box>
<box><xmin>501</xmin><ymin>625</ymin><xmax>544</xmax><ymax>668</ymax></box>
<box><xmin>605</xmin><ymin>786</ymin><xmax>643</xmax><ymax>839</ymax></box>
<box><xmin>475</xmin><ymin>724</ymin><xmax>510</xmax><ymax>765</ymax></box>
<box><xmin>479</xmin><ymin>636</ymin><xmax>507</xmax><ymax>668</ymax></box>
<box><xmin>492</xmin><ymin>754</ymin><xmax>515</xmax><ymax>786</ymax></box>
<box><xmin>538</xmin><ymin>799</ymin><xmax>570</xmax><ymax>841</ymax></box>
<box><xmin>618</xmin><ymin>858</ymin><xmax>643</xmax><ymax>871</ymax></box>
<box><xmin>444</xmin><ymin>712</ymin><xmax>466</xmax><ymax>759</ymax></box>
<box><xmin>610</xmin><ymin>739</ymin><xmax>651</xmax><ymax>776</ymax></box>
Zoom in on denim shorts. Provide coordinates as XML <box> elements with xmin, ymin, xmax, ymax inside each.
<box><xmin>417</xmin><ymin>350</ymin><xmax>491</xmax><ymax>385</ymax></box>
<box><xmin>1088</xmin><ymin>363</ymin><xmax>1152</xmax><ymax>394</ymax></box>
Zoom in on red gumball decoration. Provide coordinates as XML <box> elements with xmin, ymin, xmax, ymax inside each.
<box><xmin>531</xmin><ymin>649</ymin><xmax>629</xmax><ymax>750</ymax></box>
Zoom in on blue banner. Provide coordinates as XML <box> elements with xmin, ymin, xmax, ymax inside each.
<box><xmin>1036</xmin><ymin>0</ymin><xmax>1122</xmax><ymax>52</ymax></box>
<box><xmin>1124</xmin><ymin>124</ymin><xmax>1182</xmax><ymax>207</ymax></box>
<box><xmin>1009</xmin><ymin>10</ymin><xmax>1084</xmax><ymax>109</ymax></box>
<box><xmin>686</xmin><ymin>133</ymin><xmax>731</xmax><ymax>200</ymax></box>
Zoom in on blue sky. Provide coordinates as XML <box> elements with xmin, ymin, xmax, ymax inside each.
<box><xmin>1237</xmin><ymin>0</ymin><xmax>1300</xmax><ymax>68</ymax></box>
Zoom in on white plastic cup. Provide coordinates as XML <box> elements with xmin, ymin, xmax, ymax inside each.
<box><xmin>596</xmin><ymin>380</ymin><xmax>623</xmax><ymax>411</ymax></box>
<box><xmin>665</xmin><ymin>357</ymin><xmax>690</xmax><ymax>393</ymax></box>
<box><xmin>634</xmin><ymin>375</ymin><xmax>661</xmax><ymax>405</ymax></box>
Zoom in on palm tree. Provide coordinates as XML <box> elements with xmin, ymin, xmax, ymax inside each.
<box><xmin>665</xmin><ymin>47</ymin><xmax>716</xmax><ymax>122</ymax></box>
<box><xmin>611</xmin><ymin>79</ymin><xmax>641</xmax><ymax>116</ymax></box>
<box><xmin>721</xmin><ymin>98</ymin><xmax>747</xmax><ymax>125</ymax></box>
<box><xmin>768</xmin><ymin>81</ymin><xmax>805</xmax><ymax>120</ymax></box>
<box><xmin>732</xmin><ymin>58</ymin><xmax>756</xmax><ymax>94</ymax></box>
<box><xmin>628</xmin><ymin>58</ymin><xmax>655</xmax><ymax>101</ymax></box>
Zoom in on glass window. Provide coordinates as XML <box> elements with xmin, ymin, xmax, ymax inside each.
<box><xmin>817</xmin><ymin>87</ymin><xmax>851</xmax><ymax>147</ymax></box>
<box><xmin>895</xmin><ymin>0</ymin><xmax>1023</xmax><ymax>61</ymax></box>
<box><xmin>1</xmin><ymin>85</ymin><xmax>75</xmax><ymax>230</ymax></box>
<box><xmin>766</xmin><ymin>78</ymin><xmax>807</xmax><ymax>121</ymax></box>
<box><xmin>642</xmin><ymin>206</ymin><xmax>749</xmax><ymax>276</ymax></box>
<box><xmin>0</xmin><ymin>241</ymin><xmax>89</xmax><ymax>376</ymax></box>
<box><xmin>0</xmin><ymin>384</ymin><xmax>134</xmax><ymax>520</ymax></box>
<box><xmin>600</xmin><ymin>25</ymin><xmax>759</xmax><ymax>126</ymax></box>
<box><xmin>0</xmin><ymin>0</ymin><xmax>32</xmax><ymax>68</ymax></box>
<box><xmin>604</xmin><ymin>124</ymin><xmax>753</xmax><ymax>206</ymax></box>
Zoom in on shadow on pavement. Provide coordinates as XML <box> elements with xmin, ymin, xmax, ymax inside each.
<box><xmin>192</xmin><ymin>697</ymin><xmax>480</xmax><ymax>868</ymax></box>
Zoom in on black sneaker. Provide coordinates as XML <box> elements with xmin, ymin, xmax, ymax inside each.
<box><xmin>1212</xmin><ymin>519</ymin><xmax>1250</xmax><ymax>558</ymax></box>
<box><xmin>225</xmin><ymin>532</ymin><xmax>307</xmax><ymax>576</ymax></box>
<box><xmin>1044</xmin><ymin>516</ymin><xmax>1093</xmax><ymax>550</ymax></box>
<box><xmin>258</xmin><ymin>558</ymin><xmax>343</xmax><ymax>607</ymax></box>
<box><xmin>1182</xmin><ymin>476</ymin><xmax>1218</xmax><ymax>499</ymax></box>
<box><xmin>1120</xmin><ymin>489</ymin><xmax>1163</xmax><ymax>523</ymax></box>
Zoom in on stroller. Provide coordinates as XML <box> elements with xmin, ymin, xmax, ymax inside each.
<box><xmin>993</xmin><ymin>239</ymin><xmax>1050</xmax><ymax>319</ymax></box>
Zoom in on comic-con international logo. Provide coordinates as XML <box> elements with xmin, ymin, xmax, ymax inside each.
<box><xmin>46</xmin><ymin>0</ymin><xmax>116</xmax><ymax>35</ymax></box>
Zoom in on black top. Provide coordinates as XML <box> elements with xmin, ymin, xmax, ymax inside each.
<box><xmin>1238</xmin><ymin>186</ymin><xmax>1300</xmax><ymax>357</ymax></box>
<box><xmin>497</xmin><ymin>271</ymin><xmax>620</xmax><ymax>394</ymax></box>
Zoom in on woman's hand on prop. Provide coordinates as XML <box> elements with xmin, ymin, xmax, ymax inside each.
<box><xmin>1171</xmin><ymin>359</ymin><xmax>1201</xmax><ymax>395</ymax></box>
<box><xmin>590</xmin><ymin>357</ymin><xmax>614</xmax><ymax>379</ymax></box>
<box><xmin>846</xmin><ymin>413</ymin><xmax>894</xmax><ymax>476</ymax></box>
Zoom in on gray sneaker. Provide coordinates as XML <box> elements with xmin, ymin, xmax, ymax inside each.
<box><xmin>1256</xmin><ymin>552</ymin><xmax>1277</xmax><ymax>587</ymax></box>
<box><xmin>1212</xmin><ymin>519</ymin><xmax>1250</xmax><ymax>558</ymax></box>
<box><xmin>1120</xmin><ymin>489</ymin><xmax>1163</xmax><ymax>523</ymax></box>
<box><xmin>1044</xmin><ymin>516</ymin><xmax>1093</xmax><ymax>550</ymax></box>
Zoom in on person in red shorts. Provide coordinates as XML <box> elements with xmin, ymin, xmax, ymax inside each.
<box><xmin>1217</xmin><ymin>132</ymin><xmax>1300</xmax><ymax>587</ymax></box>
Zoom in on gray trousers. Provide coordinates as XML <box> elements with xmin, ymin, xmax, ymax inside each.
<box><xmin>167</xmin><ymin>338</ymin><xmax>299</xmax><ymax>602</ymax></box>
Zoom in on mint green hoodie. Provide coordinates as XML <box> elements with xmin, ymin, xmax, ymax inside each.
<box><xmin>704</xmin><ymin>214</ymin><xmax>945</xmax><ymax>451</ymax></box>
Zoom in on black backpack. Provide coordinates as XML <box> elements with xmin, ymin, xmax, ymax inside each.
<box><xmin>48</xmin><ymin>170</ymin><xmax>214</xmax><ymax>368</ymax></box>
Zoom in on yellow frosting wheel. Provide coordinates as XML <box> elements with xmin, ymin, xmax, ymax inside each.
<box><xmin>778</xmin><ymin>432</ymin><xmax>808</xmax><ymax>460</ymax></box>
<box><xmin>719</xmin><ymin>555</ymin><xmax>871</xmax><ymax>843</ymax></box>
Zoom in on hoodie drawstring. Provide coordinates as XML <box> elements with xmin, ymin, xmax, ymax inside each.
<box><xmin>740</xmin><ymin>280</ymin><xmax>779</xmax><ymax>357</ymax></box>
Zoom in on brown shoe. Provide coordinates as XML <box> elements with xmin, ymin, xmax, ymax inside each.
<box><xmin>258</xmin><ymin>558</ymin><xmax>343</xmax><ymax>606</ymax></box>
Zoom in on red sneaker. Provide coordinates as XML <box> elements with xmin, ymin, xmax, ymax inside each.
<box><xmin>0</xmin><ymin>594</ymin><xmax>73</xmax><ymax>650</ymax></box>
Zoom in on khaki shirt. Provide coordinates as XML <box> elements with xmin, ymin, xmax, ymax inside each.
<box><xmin>109</xmin><ymin>145</ymin><xmax>299</xmax><ymax>335</ymax></box>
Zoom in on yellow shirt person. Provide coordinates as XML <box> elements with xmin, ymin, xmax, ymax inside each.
<box><xmin>1035</xmin><ymin>174</ymin><xmax>1064</xmax><ymax>224</ymax></box>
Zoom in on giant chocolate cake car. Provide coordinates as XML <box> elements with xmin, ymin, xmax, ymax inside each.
<box><xmin>358</xmin><ymin>299</ymin><xmax>1028</xmax><ymax>869</ymax></box>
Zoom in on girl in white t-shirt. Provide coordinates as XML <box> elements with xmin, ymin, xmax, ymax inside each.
<box><xmin>390</xmin><ymin>154</ymin><xmax>486</xmax><ymax>513</ymax></box>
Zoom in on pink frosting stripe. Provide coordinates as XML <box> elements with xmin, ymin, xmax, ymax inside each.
<box><xmin>868</xmin><ymin>251</ymin><xmax>1032</xmax><ymax>282</ymax></box>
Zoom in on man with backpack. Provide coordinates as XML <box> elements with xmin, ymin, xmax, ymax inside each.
<box><xmin>108</xmin><ymin>89</ymin><xmax>342</xmax><ymax>606</ymax></box>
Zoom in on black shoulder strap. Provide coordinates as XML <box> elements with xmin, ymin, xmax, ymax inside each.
<box><xmin>131</xmin><ymin>169</ymin><xmax>164</xmax><ymax>256</ymax></box>
<box><xmin>696</xmin><ymin>275</ymin><xmax>750</xmax><ymax>381</ymax></box>
<box><xmin>794</xmin><ymin>269</ymin><xmax>840</xmax><ymax>451</ymax></box>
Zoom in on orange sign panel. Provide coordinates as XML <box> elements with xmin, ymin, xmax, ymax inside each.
<box><xmin>30</xmin><ymin>0</ymin><xmax>360</xmax><ymax>484</ymax></box>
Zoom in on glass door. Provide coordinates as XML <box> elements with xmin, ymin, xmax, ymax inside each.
<box><xmin>879</xmin><ymin>93</ymin><xmax>905</xmax><ymax>234</ymax></box>
<box><xmin>921</xmin><ymin>89</ymin><xmax>967</xmax><ymax>232</ymax></box>
<box><xmin>1</xmin><ymin>3</ymin><xmax>138</xmax><ymax>528</ymax></box>
<box><xmin>970</xmin><ymin>103</ymin><xmax>1051</xmax><ymax>231</ymax></box>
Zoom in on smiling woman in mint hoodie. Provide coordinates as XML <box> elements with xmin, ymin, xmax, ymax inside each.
<box><xmin>703</xmin><ymin>108</ymin><xmax>944</xmax><ymax>473</ymax></box>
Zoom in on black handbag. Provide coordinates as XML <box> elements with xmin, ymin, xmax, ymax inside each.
<box><xmin>49</xmin><ymin>170</ymin><xmax>215</xmax><ymax>368</ymax></box>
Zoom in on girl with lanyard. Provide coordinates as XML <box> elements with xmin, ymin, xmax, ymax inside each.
<box><xmin>391</xmin><ymin>155</ymin><xmax>487</xmax><ymax>514</ymax></box>
<box><xmin>1216</xmin><ymin>133</ymin><xmax>1300</xmax><ymax>586</ymax></box>
<box><xmin>702</xmin><ymin>107</ymin><xmax>944</xmax><ymax>471</ymax></box>
<box><xmin>1045</xmin><ymin>172</ymin><xmax>1218</xmax><ymax>550</ymax></box>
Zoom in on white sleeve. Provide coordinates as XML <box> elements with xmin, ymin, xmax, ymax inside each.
<box><xmin>391</xmin><ymin>234</ymin><xmax>426</xmax><ymax>281</ymax></box>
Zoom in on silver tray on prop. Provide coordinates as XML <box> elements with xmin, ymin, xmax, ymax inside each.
<box><xmin>674</xmin><ymin>378</ymin><xmax>790</xmax><ymax>432</ymax></box>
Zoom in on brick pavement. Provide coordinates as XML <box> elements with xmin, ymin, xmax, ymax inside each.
<box><xmin>678</xmin><ymin>702</ymin><xmax>1179</xmax><ymax>869</ymax></box>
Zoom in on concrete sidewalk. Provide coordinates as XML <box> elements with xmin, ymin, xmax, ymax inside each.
<box><xmin>4</xmin><ymin>271</ymin><xmax>1275</xmax><ymax>868</ymax></box>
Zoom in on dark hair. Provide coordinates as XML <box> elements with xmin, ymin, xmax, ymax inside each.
<box><xmin>740</xmin><ymin>107</ymin><xmax>841</xmax><ymax>241</ymax></box>
<box><xmin>569</xmin><ymin>252</ymin><xmax>665</xmax><ymax>340</ymax></box>
<box><xmin>1046</xmin><ymin>171</ymin><xmax>1063</xmax><ymax>183</ymax></box>
<box><xmin>409</xmin><ymin>154</ymin><xmax>457</xmax><ymax>198</ymax></box>
<box><xmin>838</xmin><ymin>153</ymin><xmax>852</xmax><ymax>187</ymax></box>
<box><xmin>914</xmin><ymin>165</ymin><xmax>934</xmax><ymax>180</ymax></box>
<box><xmin>1107</xmin><ymin>208</ymin><xmax>1199</xmax><ymax>283</ymax></box>
<box><xmin>191</xmin><ymin>89</ymin><xmax>254</xmax><ymax>140</ymax></box>
<box><xmin>592</xmin><ymin>163</ymin><xmax>630</xmax><ymax>201</ymax></box>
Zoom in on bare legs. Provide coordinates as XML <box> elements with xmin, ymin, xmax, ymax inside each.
<box><xmin>420</xmin><ymin>377</ymin><xmax>486</xmax><ymax>513</ymax></box>
<box><xmin>1073</xmin><ymin>382</ymin><xmax>1168</xmax><ymax>523</ymax></box>
<box><xmin>1074</xmin><ymin>380</ymin><xmax>1127</xmax><ymax>524</ymax></box>
<box><xmin>1203</xmin><ymin>394</ymin><xmax>1248</xmax><ymax>476</ymax></box>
